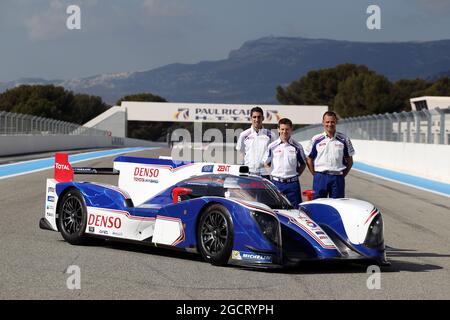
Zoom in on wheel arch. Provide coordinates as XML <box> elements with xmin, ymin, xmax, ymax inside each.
<box><xmin>194</xmin><ymin>200</ymin><xmax>239</xmax><ymax>237</ymax></box>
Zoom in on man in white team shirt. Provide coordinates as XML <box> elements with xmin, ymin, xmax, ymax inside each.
<box><xmin>306</xmin><ymin>111</ymin><xmax>355</xmax><ymax>199</ymax></box>
<box><xmin>264</xmin><ymin>118</ymin><xmax>306</xmax><ymax>208</ymax></box>
<box><xmin>236</xmin><ymin>107</ymin><xmax>274</xmax><ymax>179</ymax></box>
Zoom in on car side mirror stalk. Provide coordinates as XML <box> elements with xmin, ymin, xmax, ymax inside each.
<box><xmin>172</xmin><ymin>187</ymin><xmax>193</xmax><ymax>204</ymax></box>
<box><xmin>302</xmin><ymin>189</ymin><xmax>315</xmax><ymax>201</ymax></box>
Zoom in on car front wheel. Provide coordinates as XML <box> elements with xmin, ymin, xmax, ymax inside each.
<box><xmin>197</xmin><ymin>204</ymin><xmax>234</xmax><ymax>266</ymax></box>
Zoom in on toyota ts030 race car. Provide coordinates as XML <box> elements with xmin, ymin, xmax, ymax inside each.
<box><xmin>39</xmin><ymin>153</ymin><xmax>388</xmax><ymax>268</ymax></box>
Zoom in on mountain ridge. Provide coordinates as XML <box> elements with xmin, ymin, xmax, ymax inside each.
<box><xmin>2</xmin><ymin>36</ymin><xmax>450</xmax><ymax>104</ymax></box>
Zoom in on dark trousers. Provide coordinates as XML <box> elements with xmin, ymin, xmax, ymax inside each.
<box><xmin>272</xmin><ymin>180</ymin><xmax>302</xmax><ymax>208</ymax></box>
<box><xmin>312</xmin><ymin>172</ymin><xmax>345</xmax><ymax>199</ymax></box>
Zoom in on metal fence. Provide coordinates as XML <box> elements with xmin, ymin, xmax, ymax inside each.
<box><xmin>0</xmin><ymin>111</ymin><xmax>110</xmax><ymax>136</ymax></box>
<box><xmin>293</xmin><ymin>107</ymin><xmax>450</xmax><ymax>145</ymax></box>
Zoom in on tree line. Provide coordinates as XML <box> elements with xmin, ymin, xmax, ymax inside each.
<box><xmin>277</xmin><ymin>64</ymin><xmax>450</xmax><ymax>117</ymax></box>
<box><xmin>0</xmin><ymin>64</ymin><xmax>449</xmax><ymax>139</ymax></box>
<box><xmin>0</xmin><ymin>85</ymin><xmax>109</xmax><ymax>125</ymax></box>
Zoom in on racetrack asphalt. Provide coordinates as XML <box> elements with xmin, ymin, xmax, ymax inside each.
<box><xmin>0</xmin><ymin>147</ymin><xmax>449</xmax><ymax>300</ymax></box>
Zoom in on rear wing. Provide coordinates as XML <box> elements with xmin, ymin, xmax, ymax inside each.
<box><xmin>53</xmin><ymin>153</ymin><xmax>119</xmax><ymax>182</ymax></box>
<box><xmin>113</xmin><ymin>156</ymin><xmax>249</xmax><ymax>206</ymax></box>
<box><xmin>73</xmin><ymin>167</ymin><xmax>119</xmax><ymax>175</ymax></box>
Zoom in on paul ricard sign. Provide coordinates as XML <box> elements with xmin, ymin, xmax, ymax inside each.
<box><xmin>123</xmin><ymin>102</ymin><xmax>328</xmax><ymax>125</ymax></box>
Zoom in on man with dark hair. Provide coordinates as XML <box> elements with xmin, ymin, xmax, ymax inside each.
<box><xmin>306</xmin><ymin>111</ymin><xmax>355</xmax><ymax>199</ymax></box>
<box><xmin>264</xmin><ymin>118</ymin><xmax>306</xmax><ymax>208</ymax></box>
<box><xmin>236</xmin><ymin>107</ymin><xmax>274</xmax><ymax>178</ymax></box>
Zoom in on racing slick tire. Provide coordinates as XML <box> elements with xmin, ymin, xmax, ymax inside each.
<box><xmin>57</xmin><ymin>188</ymin><xmax>91</xmax><ymax>245</ymax></box>
<box><xmin>197</xmin><ymin>204</ymin><xmax>234</xmax><ymax>266</ymax></box>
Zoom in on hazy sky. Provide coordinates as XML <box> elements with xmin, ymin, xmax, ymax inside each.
<box><xmin>1</xmin><ymin>0</ymin><xmax>449</xmax><ymax>82</ymax></box>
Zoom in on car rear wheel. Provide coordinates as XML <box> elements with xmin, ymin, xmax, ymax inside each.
<box><xmin>58</xmin><ymin>189</ymin><xmax>90</xmax><ymax>245</ymax></box>
<box><xmin>197</xmin><ymin>204</ymin><xmax>234</xmax><ymax>266</ymax></box>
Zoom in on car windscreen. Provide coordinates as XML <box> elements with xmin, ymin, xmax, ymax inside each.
<box><xmin>224</xmin><ymin>178</ymin><xmax>293</xmax><ymax>210</ymax></box>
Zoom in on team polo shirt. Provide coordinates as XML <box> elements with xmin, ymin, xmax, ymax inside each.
<box><xmin>308</xmin><ymin>131</ymin><xmax>355</xmax><ymax>173</ymax></box>
<box><xmin>236</xmin><ymin>127</ymin><xmax>273</xmax><ymax>175</ymax></box>
<box><xmin>264</xmin><ymin>137</ymin><xmax>306</xmax><ymax>179</ymax></box>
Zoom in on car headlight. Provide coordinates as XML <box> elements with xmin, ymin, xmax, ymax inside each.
<box><xmin>251</xmin><ymin>211</ymin><xmax>280</xmax><ymax>246</ymax></box>
<box><xmin>364</xmin><ymin>214</ymin><xmax>384</xmax><ymax>248</ymax></box>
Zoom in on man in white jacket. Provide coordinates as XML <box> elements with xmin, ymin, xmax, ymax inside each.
<box><xmin>236</xmin><ymin>107</ymin><xmax>274</xmax><ymax>179</ymax></box>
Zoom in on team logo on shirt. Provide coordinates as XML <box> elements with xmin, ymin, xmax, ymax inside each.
<box><xmin>348</xmin><ymin>139</ymin><xmax>354</xmax><ymax>150</ymax></box>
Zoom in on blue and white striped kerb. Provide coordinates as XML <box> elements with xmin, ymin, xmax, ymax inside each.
<box><xmin>353</xmin><ymin>162</ymin><xmax>450</xmax><ymax>197</ymax></box>
<box><xmin>0</xmin><ymin>147</ymin><xmax>158</xmax><ymax>180</ymax></box>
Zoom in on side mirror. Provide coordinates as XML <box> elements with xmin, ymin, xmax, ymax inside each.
<box><xmin>172</xmin><ymin>187</ymin><xmax>193</xmax><ymax>204</ymax></box>
<box><xmin>302</xmin><ymin>189</ymin><xmax>315</xmax><ymax>201</ymax></box>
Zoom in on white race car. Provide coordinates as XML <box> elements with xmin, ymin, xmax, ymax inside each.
<box><xmin>39</xmin><ymin>153</ymin><xmax>388</xmax><ymax>268</ymax></box>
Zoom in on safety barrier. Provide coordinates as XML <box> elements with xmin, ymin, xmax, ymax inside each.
<box><xmin>293</xmin><ymin>108</ymin><xmax>450</xmax><ymax>145</ymax></box>
<box><xmin>0</xmin><ymin>111</ymin><xmax>163</xmax><ymax>156</ymax></box>
<box><xmin>0</xmin><ymin>111</ymin><xmax>109</xmax><ymax>136</ymax></box>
